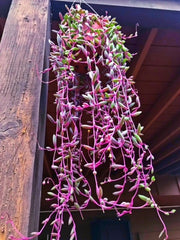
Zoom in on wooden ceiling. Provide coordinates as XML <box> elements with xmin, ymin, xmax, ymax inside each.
<box><xmin>127</xmin><ymin>27</ymin><xmax>180</xmax><ymax>175</ymax></box>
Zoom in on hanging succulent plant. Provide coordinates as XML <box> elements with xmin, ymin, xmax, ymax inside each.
<box><xmin>6</xmin><ymin>3</ymin><xmax>175</xmax><ymax>240</ymax></box>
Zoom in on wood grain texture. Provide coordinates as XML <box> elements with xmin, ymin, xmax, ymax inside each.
<box><xmin>0</xmin><ymin>0</ymin><xmax>50</xmax><ymax>239</ymax></box>
<box><xmin>142</xmin><ymin>76</ymin><xmax>180</xmax><ymax>134</ymax></box>
<box><xmin>149</xmin><ymin>114</ymin><xmax>180</xmax><ymax>153</ymax></box>
<box><xmin>132</xmin><ymin>28</ymin><xmax>158</xmax><ymax>80</ymax></box>
<box><xmin>155</xmin><ymin>139</ymin><xmax>180</xmax><ymax>163</ymax></box>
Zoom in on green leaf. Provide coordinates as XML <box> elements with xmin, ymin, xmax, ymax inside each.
<box><xmin>137</xmin><ymin>123</ymin><xmax>144</xmax><ymax>135</ymax></box>
<box><xmin>47</xmin><ymin>192</ymin><xmax>56</xmax><ymax>197</ymax></box>
<box><xmin>74</xmin><ymin>202</ymin><xmax>80</xmax><ymax>210</ymax></box>
<box><xmin>120</xmin><ymin>116</ymin><xmax>125</xmax><ymax>127</ymax></box>
<box><xmin>134</xmin><ymin>133</ymin><xmax>142</xmax><ymax>143</ymax></box>
<box><xmin>54</xmin><ymin>156</ymin><xmax>63</xmax><ymax>163</ymax></box>
<box><xmin>68</xmin><ymin>216</ymin><xmax>73</xmax><ymax>225</ymax></box>
<box><xmin>118</xmin><ymin>102</ymin><xmax>127</xmax><ymax>109</ymax></box>
<box><xmin>132</xmin><ymin>136</ymin><xmax>139</xmax><ymax>147</ymax></box>
<box><xmin>145</xmin><ymin>187</ymin><xmax>151</xmax><ymax>192</ymax></box>
<box><xmin>72</xmin><ymin>23</ymin><xmax>78</xmax><ymax>29</ymax></box>
<box><xmin>170</xmin><ymin>209</ymin><xmax>176</xmax><ymax>214</ymax></box>
<box><xmin>151</xmin><ymin>176</ymin><xmax>156</xmax><ymax>182</ymax></box>
<box><xmin>64</xmin><ymin>14</ymin><xmax>69</xmax><ymax>21</ymax></box>
<box><xmin>82</xmin><ymin>94</ymin><xmax>93</xmax><ymax>101</ymax></box>
<box><xmin>70</xmin><ymin>233</ymin><xmax>75</xmax><ymax>240</ymax></box>
<box><xmin>110</xmin><ymin>102</ymin><xmax>115</xmax><ymax>109</ymax></box>
<box><xmin>132</xmin><ymin>111</ymin><xmax>142</xmax><ymax>117</ymax></box>
<box><xmin>51</xmin><ymin>165</ymin><xmax>59</xmax><ymax>170</ymax></box>
<box><xmin>97</xmin><ymin>186</ymin><xmax>103</xmax><ymax>199</ymax></box>
<box><xmin>114</xmin><ymin>184</ymin><xmax>123</xmax><ymax>189</ymax></box>
<box><xmin>138</xmin><ymin>194</ymin><xmax>151</xmax><ymax>204</ymax></box>
<box><xmin>47</xmin><ymin>114</ymin><xmax>55</xmax><ymax>123</ymax></box>
<box><xmin>117</xmin><ymin>130</ymin><xmax>124</xmax><ymax>140</ymax></box>
<box><xmin>111</xmin><ymin>164</ymin><xmax>124</xmax><ymax>169</ymax></box>
<box><xmin>84</xmin><ymin>189</ymin><xmax>90</xmax><ymax>195</ymax></box>
<box><xmin>83</xmin><ymin>145</ymin><xmax>94</xmax><ymax>151</ymax></box>
<box><xmin>99</xmin><ymin>101</ymin><xmax>108</xmax><ymax>106</ymax></box>
<box><xmin>53</xmin><ymin>134</ymin><xmax>56</xmax><ymax>146</ymax></box>
<box><xmin>129</xmin><ymin>185</ymin><xmax>137</xmax><ymax>192</ymax></box>
<box><xmin>113</xmin><ymin>191</ymin><xmax>121</xmax><ymax>196</ymax></box>
<box><xmin>95</xmin><ymin>82</ymin><xmax>101</xmax><ymax>92</ymax></box>
<box><xmin>31</xmin><ymin>232</ymin><xmax>38</xmax><ymax>236</ymax></box>
<box><xmin>75</xmin><ymin>176</ymin><xmax>84</xmax><ymax>183</ymax></box>
<box><xmin>81</xmin><ymin>124</ymin><xmax>93</xmax><ymax>129</ymax></box>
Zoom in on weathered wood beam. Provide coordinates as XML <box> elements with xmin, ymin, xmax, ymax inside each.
<box><xmin>143</xmin><ymin>77</ymin><xmax>180</xmax><ymax>133</ymax></box>
<box><xmin>52</xmin><ymin>0</ymin><xmax>180</xmax><ymax>11</ymax></box>
<box><xmin>28</xmin><ymin>11</ymin><xmax>50</xmax><ymax>236</ymax></box>
<box><xmin>150</xmin><ymin>114</ymin><xmax>180</xmax><ymax>154</ymax></box>
<box><xmin>132</xmin><ymin>28</ymin><xmax>158</xmax><ymax>80</ymax></box>
<box><xmin>0</xmin><ymin>0</ymin><xmax>50</xmax><ymax>239</ymax></box>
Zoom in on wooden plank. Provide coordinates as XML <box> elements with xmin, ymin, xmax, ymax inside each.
<box><xmin>155</xmin><ymin>153</ymin><xmax>180</xmax><ymax>175</ymax></box>
<box><xmin>52</xmin><ymin>0</ymin><xmax>180</xmax><ymax>11</ymax></box>
<box><xmin>136</xmin><ymin>81</ymin><xmax>168</xmax><ymax>94</ymax></box>
<box><xmin>142</xmin><ymin>77</ymin><xmax>180</xmax><ymax>133</ymax></box>
<box><xmin>132</xmin><ymin>28</ymin><xmax>158</xmax><ymax>80</ymax></box>
<box><xmin>150</xmin><ymin>115</ymin><xmax>180</xmax><ymax>154</ymax></box>
<box><xmin>28</xmin><ymin>11</ymin><xmax>50</xmax><ymax>236</ymax></box>
<box><xmin>156</xmin><ymin>139</ymin><xmax>180</xmax><ymax>162</ymax></box>
<box><xmin>153</xmin><ymin>29</ymin><xmax>180</xmax><ymax>47</ymax></box>
<box><xmin>143</xmin><ymin>46</ymin><xmax>180</xmax><ymax>66</ymax></box>
<box><xmin>0</xmin><ymin>0</ymin><xmax>50</xmax><ymax>239</ymax></box>
<box><xmin>168</xmin><ymin>165</ymin><xmax>180</xmax><ymax>175</ymax></box>
<box><xmin>136</xmin><ymin>66</ymin><xmax>180</xmax><ymax>82</ymax></box>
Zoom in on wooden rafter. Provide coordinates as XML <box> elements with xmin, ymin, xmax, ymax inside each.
<box><xmin>132</xmin><ymin>28</ymin><xmax>158</xmax><ymax>80</ymax></box>
<box><xmin>0</xmin><ymin>0</ymin><xmax>50</xmax><ymax>239</ymax></box>
<box><xmin>143</xmin><ymin>76</ymin><xmax>180</xmax><ymax>134</ymax></box>
<box><xmin>156</xmin><ymin>139</ymin><xmax>180</xmax><ymax>163</ymax></box>
<box><xmin>159</xmin><ymin>162</ymin><xmax>180</xmax><ymax>175</ymax></box>
<box><xmin>155</xmin><ymin>156</ymin><xmax>180</xmax><ymax>173</ymax></box>
<box><xmin>150</xmin><ymin>114</ymin><xmax>180</xmax><ymax>154</ymax></box>
<box><xmin>169</xmin><ymin>165</ymin><xmax>180</xmax><ymax>175</ymax></box>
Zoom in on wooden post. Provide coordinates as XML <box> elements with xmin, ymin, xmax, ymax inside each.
<box><xmin>0</xmin><ymin>0</ymin><xmax>50</xmax><ymax>239</ymax></box>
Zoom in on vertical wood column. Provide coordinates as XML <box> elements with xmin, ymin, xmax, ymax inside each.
<box><xmin>0</xmin><ymin>0</ymin><xmax>50</xmax><ymax>239</ymax></box>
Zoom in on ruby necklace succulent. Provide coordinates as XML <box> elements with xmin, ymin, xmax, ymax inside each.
<box><xmin>7</xmin><ymin>3</ymin><xmax>175</xmax><ymax>240</ymax></box>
